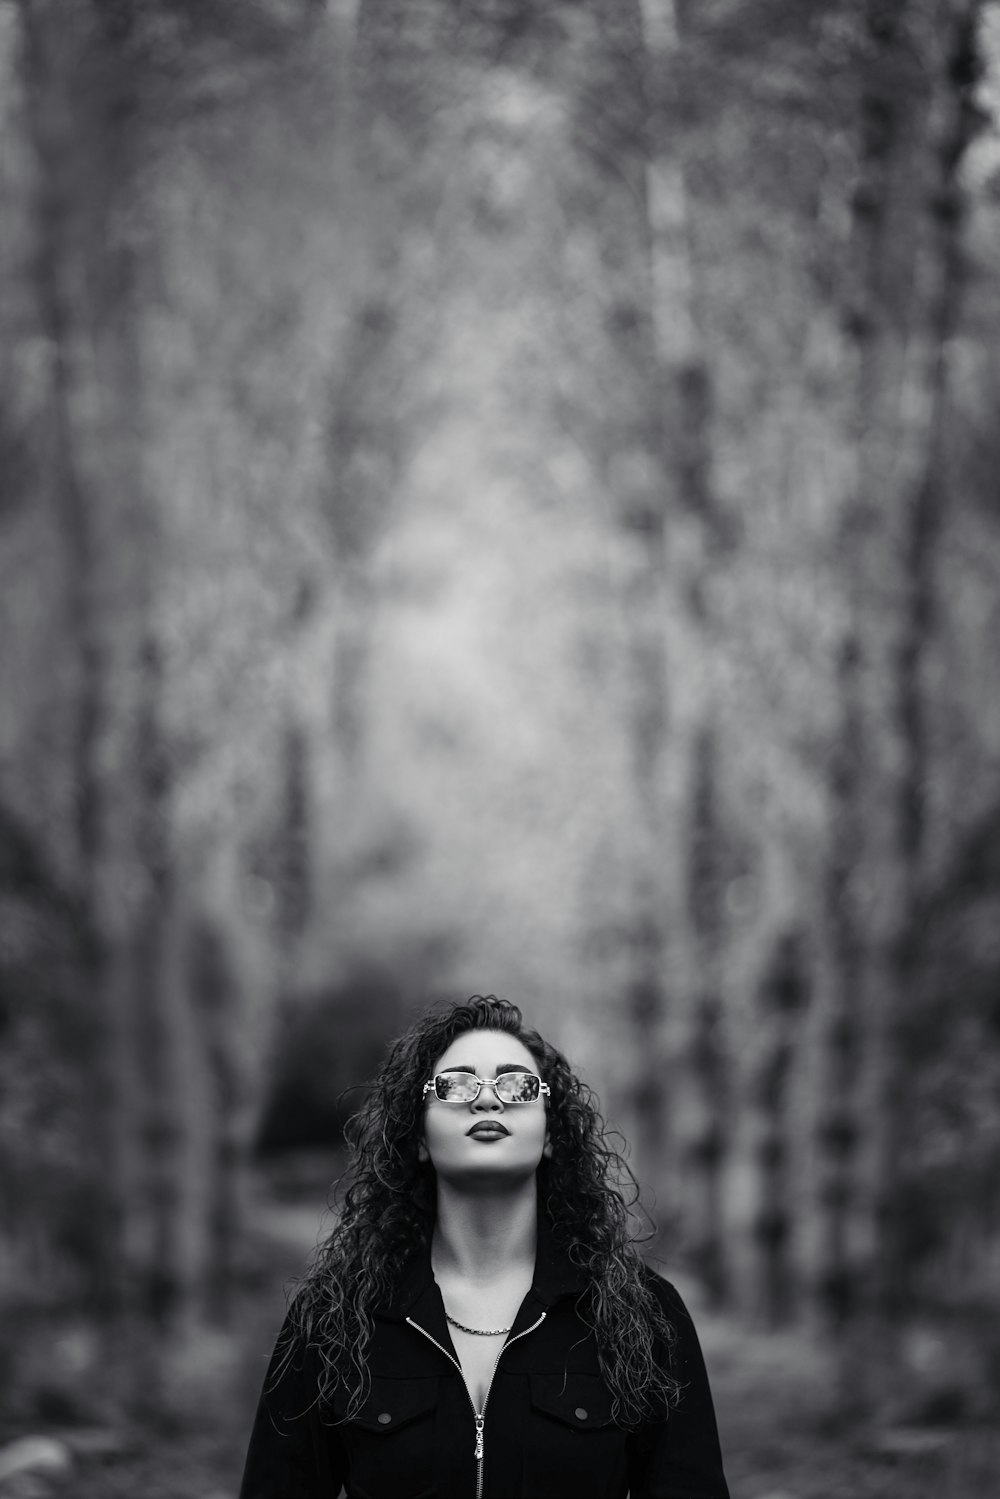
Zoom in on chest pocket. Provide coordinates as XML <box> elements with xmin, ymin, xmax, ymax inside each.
<box><xmin>346</xmin><ymin>1376</ymin><xmax>440</xmax><ymax>1499</ymax></box>
<box><xmin>526</xmin><ymin>1374</ymin><xmax>622</xmax><ymax>1498</ymax></box>
<box><xmin>530</xmin><ymin>1372</ymin><xmax>615</xmax><ymax>1428</ymax></box>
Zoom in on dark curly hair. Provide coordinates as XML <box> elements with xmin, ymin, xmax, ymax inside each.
<box><xmin>288</xmin><ymin>995</ymin><xmax>679</xmax><ymax>1427</ymax></box>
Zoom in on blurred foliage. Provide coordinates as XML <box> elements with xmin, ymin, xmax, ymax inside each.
<box><xmin>254</xmin><ymin>963</ymin><xmax>417</xmax><ymax>1153</ymax></box>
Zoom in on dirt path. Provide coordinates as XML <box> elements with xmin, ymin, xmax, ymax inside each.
<box><xmin>28</xmin><ymin>1196</ymin><xmax>998</xmax><ymax>1499</ymax></box>
<box><xmin>701</xmin><ymin>1312</ymin><xmax>997</xmax><ymax>1498</ymax></box>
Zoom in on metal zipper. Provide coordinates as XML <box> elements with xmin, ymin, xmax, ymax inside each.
<box><xmin>406</xmin><ymin>1311</ymin><xmax>546</xmax><ymax>1499</ymax></box>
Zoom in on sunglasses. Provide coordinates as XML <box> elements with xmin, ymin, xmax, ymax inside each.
<box><xmin>423</xmin><ymin>1071</ymin><xmax>551</xmax><ymax>1104</ymax></box>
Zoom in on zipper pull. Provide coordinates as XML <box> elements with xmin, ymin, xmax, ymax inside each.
<box><xmin>474</xmin><ymin>1414</ymin><xmax>484</xmax><ymax>1461</ymax></box>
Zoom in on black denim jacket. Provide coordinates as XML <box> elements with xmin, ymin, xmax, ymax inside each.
<box><xmin>239</xmin><ymin>1225</ymin><xmax>730</xmax><ymax>1499</ymax></box>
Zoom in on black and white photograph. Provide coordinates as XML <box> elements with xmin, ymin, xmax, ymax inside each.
<box><xmin>1</xmin><ymin>2</ymin><xmax>998</xmax><ymax>1496</ymax></box>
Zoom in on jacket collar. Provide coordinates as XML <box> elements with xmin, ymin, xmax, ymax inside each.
<box><xmin>378</xmin><ymin>1196</ymin><xmax>589</xmax><ymax>1330</ymax></box>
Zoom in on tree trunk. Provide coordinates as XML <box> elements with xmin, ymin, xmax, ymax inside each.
<box><xmin>21</xmin><ymin>0</ymin><xmax>196</xmax><ymax>1356</ymax></box>
<box><xmin>187</xmin><ymin>907</ymin><xmax>249</xmax><ymax>1328</ymax></box>
<box><xmin>579</xmin><ymin>0</ymin><xmax>677</xmax><ymax>1196</ymax></box>
<box><xmin>274</xmin><ymin>721</ymin><xmax>314</xmax><ymax>952</ymax></box>
<box><xmin>639</xmin><ymin>0</ymin><xmax>728</xmax><ymax>1279</ymax></box>
<box><xmin>683</xmin><ymin>725</ymin><xmax>729</xmax><ymax>1305</ymax></box>
<box><xmin>638</xmin><ymin>0</ymin><xmax>716</xmax><ymax>541</ymax></box>
<box><xmin>325</xmin><ymin>0</ymin><xmax>411</xmax><ymax>864</ymax></box>
<box><xmin>822</xmin><ymin>0</ymin><xmax>980</xmax><ymax>1348</ymax></box>
<box><xmin>79</xmin><ymin>0</ymin><xmax>192</xmax><ymax>1348</ymax></box>
<box><xmin>132</xmin><ymin>638</ymin><xmax>188</xmax><ymax>1338</ymax></box>
<box><xmin>819</xmin><ymin>0</ymin><xmax>919</xmax><ymax>1338</ymax></box>
<box><xmin>752</xmin><ymin>928</ymin><xmax>810</xmax><ymax>1327</ymax></box>
<box><xmin>874</xmin><ymin>0</ymin><xmax>982</xmax><ymax>1330</ymax></box>
<box><xmin>17</xmin><ymin>0</ymin><xmax>136</xmax><ymax>1330</ymax></box>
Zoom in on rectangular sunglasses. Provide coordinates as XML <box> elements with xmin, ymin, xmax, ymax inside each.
<box><xmin>423</xmin><ymin>1070</ymin><xmax>551</xmax><ymax>1104</ymax></box>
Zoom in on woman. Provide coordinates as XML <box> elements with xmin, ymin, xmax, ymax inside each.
<box><xmin>240</xmin><ymin>995</ymin><xmax>729</xmax><ymax>1498</ymax></box>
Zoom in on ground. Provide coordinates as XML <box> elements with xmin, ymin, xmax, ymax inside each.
<box><xmin>2</xmin><ymin>1163</ymin><xmax>995</xmax><ymax>1498</ymax></box>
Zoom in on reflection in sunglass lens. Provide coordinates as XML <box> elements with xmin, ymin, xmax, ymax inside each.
<box><xmin>435</xmin><ymin>1074</ymin><xmax>479</xmax><ymax>1102</ymax></box>
<box><xmin>432</xmin><ymin>1071</ymin><xmax>541</xmax><ymax>1103</ymax></box>
<box><xmin>497</xmin><ymin>1072</ymin><xmax>539</xmax><ymax>1103</ymax></box>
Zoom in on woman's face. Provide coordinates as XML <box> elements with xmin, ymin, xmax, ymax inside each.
<box><xmin>420</xmin><ymin>1029</ymin><xmax>550</xmax><ymax>1188</ymax></box>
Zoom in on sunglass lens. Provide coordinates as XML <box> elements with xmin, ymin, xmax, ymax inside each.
<box><xmin>436</xmin><ymin>1075</ymin><xmax>477</xmax><ymax>1102</ymax></box>
<box><xmin>498</xmin><ymin>1072</ymin><xmax>539</xmax><ymax>1103</ymax></box>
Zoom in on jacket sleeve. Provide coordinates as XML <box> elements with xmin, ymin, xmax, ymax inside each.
<box><xmin>626</xmin><ymin>1276</ymin><xmax>730</xmax><ymax>1499</ymax></box>
<box><xmin>238</xmin><ymin>1309</ymin><xmax>347</xmax><ymax>1499</ymax></box>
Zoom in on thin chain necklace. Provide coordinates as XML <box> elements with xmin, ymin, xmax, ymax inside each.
<box><xmin>445</xmin><ymin>1311</ymin><xmax>512</xmax><ymax>1337</ymax></box>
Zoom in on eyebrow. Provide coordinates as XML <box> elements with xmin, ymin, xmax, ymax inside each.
<box><xmin>438</xmin><ymin>1062</ymin><xmax>531</xmax><ymax>1075</ymax></box>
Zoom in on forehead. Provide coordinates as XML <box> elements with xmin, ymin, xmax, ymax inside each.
<box><xmin>432</xmin><ymin>1030</ymin><xmax>537</xmax><ymax>1076</ymax></box>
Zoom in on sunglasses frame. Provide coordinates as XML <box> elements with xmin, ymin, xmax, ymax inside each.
<box><xmin>422</xmin><ymin>1071</ymin><xmax>551</xmax><ymax>1104</ymax></box>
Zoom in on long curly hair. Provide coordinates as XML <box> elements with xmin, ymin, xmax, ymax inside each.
<box><xmin>288</xmin><ymin>995</ymin><xmax>679</xmax><ymax>1427</ymax></box>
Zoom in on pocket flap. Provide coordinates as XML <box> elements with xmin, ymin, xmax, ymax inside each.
<box><xmin>529</xmin><ymin>1373</ymin><xmax>614</xmax><ymax>1429</ymax></box>
<box><xmin>353</xmin><ymin>1376</ymin><xmax>440</xmax><ymax>1433</ymax></box>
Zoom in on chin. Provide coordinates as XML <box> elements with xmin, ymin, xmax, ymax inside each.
<box><xmin>439</xmin><ymin>1157</ymin><xmax>543</xmax><ymax>1187</ymax></box>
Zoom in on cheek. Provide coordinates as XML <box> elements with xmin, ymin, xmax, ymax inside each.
<box><xmin>530</xmin><ymin>1113</ymin><xmax>550</xmax><ymax>1156</ymax></box>
<box><xmin>421</xmin><ymin>1110</ymin><xmax>454</xmax><ymax>1162</ymax></box>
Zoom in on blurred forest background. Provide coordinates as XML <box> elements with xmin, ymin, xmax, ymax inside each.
<box><xmin>2</xmin><ymin>0</ymin><xmax>1000</xmax><ymax>1495</ymax></box>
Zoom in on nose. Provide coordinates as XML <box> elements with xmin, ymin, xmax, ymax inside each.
<box><xmin>472</xmin><ymin>1080</ymin><xmax>503</xmax><ymax>1112</ymax></box>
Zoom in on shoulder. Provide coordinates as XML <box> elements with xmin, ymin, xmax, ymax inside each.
<box><xmin>638</xmin><ymin>1263</ymin><xmax>692</xmax><ymax>1320</ymax></box>
<box><xmin>637</xmin><ymin>1265</ymin><xmax>709</xmax><ymax>1365</ymax></box>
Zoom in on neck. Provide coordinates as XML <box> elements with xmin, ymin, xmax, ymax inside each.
<box><xmin>431</xmin><ymin>1179</ymin><xmax>538</xmax><ymax>1283</ymax></box>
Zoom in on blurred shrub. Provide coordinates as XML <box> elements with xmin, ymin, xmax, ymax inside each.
<box><xmin>253</xmin><ymin>964</ymin><xmax>414</xmax><ymax>1154</ymax></box>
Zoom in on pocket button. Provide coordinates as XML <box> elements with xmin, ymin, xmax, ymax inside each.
<box><xmin>377</xmin><ymin>1412</ymin><xmax>392</xmax><ymax>1425</ymax></box>
<box><xmin>575</xmin><ymin>1407</ymin><xmax>588</xmax><ymax>1421</ymax></box>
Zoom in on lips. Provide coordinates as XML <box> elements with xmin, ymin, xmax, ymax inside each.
<box><xmin>467</xmin><ymin>1122</ymin><xmax>510</xmax><ymax>1138</ymax></box>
